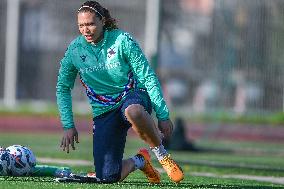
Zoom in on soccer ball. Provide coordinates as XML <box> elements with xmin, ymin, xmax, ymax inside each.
<box><xmin>0</xmin><ymin>150</ymin><xmax>13</xmax><ymax>176</ymax></box>
<box><xmin>6</xmin><ymin>145</ymin><xmax>36</xmax><ymax>176</ymax></box>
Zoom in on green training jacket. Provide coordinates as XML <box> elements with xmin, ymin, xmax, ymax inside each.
<box><xmin>56</xmin><ymin>29</ymin><xmax>169</xmax><ymax>129</ymax></box>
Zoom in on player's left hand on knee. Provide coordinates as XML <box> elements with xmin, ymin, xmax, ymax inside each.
<box><xmin>158</xmin><ymin>119</ymin><xmax>173</xmax><ymax>140</ymax></box>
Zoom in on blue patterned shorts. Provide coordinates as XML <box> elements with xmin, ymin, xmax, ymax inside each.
<box><xmin>92</xmin><ymin>89</ymin><xmax>152</xmax><ymax>182</ymax></box>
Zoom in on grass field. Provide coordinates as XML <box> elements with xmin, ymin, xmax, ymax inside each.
<box><xmin>0</xmin><ymin>132</ymin><xmax>284</xmax><ymax>189</ymax></box>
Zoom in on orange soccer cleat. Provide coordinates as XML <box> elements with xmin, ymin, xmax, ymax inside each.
<box><xmin>137</xmin><ymin>148</ymin><xmax>161</xmax><ymax>184</ymax></box>
<box><xmin>159</xmin><ymin>155</ymin><xmax>184</xmax><ymax>183</ymax></box>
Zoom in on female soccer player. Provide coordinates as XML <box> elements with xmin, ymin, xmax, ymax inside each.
<box><xmin>56</xmin><ymin>1</ymin><xmax>184</xmax><ymax>183</ymax></box>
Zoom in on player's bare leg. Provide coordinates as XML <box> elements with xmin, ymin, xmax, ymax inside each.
<box><xmin>120</xmin><ymin>159</ymin><xmax>135</xmax><ymax>181</ymax></box>
<box><xmin>125</xmin><ymin>104</ymin><xmax>161</xmax><ymax>147</ymax></box>
<box><xmin>125</xmin><ymin>104</ymin><xmax>184</xmax><ymax>183</ymax></box>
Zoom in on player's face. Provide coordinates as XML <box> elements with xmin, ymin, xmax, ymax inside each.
<box><xmin>77</xmin><ymin>11</ymin><xmax>104</xmax><ymax>43</ymax></box>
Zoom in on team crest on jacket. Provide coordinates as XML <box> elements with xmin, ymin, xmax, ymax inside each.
<box><xmin>107</xmin><ymin>48</ymin><xmax>116</xmax><ymax>58</ymax></box>
<box><xmin>80</xmin><ymin>55</ymin><xmax>87</xmax><ymax>62</ymax></box>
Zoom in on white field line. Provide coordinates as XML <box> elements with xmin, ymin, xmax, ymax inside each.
<box><xmin>191</xmin><ymin>172</ymin><xmax>284</xmax><ymax>185</ymax></box>
<box><xmin>37</xmin><ymin>157</ymin><xmax>92</xmax><ymax>166</ymax></box>
<box><xmin>38</xmin><ymin>157</ymin><xmax>284</xmax><ymax>185</ymax></box>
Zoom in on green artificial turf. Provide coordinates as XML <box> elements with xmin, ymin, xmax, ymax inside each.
<box><xmin>0</xmin><ymin>132</ymin><xmax>284</xmax><ymax>188</ymax></box>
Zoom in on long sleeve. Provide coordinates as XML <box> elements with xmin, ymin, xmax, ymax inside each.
<box><xmin>56</xmin><ymin>47</ymin><xmax>78</xmax><ymax>129</ymax></box>
<box><xmin>121</xmin><ymin>33</ymin><xmax>169</xmax><ymax>120</ymax></box>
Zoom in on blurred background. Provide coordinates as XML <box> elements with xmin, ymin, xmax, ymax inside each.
<box><xmin>1</xmin><ymin>1</ymin><xmax>284</xmax><ymax>186</ymax></box>
<box><xmin>0</xmin><ymin>0</ymin><xmax>283</xmax><ymax>129</ymax></box>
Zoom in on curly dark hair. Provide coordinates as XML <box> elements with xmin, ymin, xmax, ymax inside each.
<box><xmin>78</xmin><ymin>1</ymin><xmax>118</xmax><ymax>31</ymax></box>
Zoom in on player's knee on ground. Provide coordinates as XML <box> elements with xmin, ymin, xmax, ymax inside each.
<box><xmin>125</xmin><ymin>104</ymin><xmax>145</xmax><ymax>121</ymax></box>
<box><xmin>100</xmin><ymin>174</ymin><xmax>121</xmax><ymax>183</ymax></box>
<box><xmin>96</xmin><ymin>164</ymin><xmax>122</xmax><ymax>183</ymax></box>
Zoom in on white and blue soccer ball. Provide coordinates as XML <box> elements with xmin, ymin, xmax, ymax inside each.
<box><xmin>0</xmin><ymin>149</ymin><xmax>13</xmax><ymax>176</ymax></box>
<box><xmin>6</xmin><ymin>145</ymin><xmax>36</xmax><ymax>176</ymax></box>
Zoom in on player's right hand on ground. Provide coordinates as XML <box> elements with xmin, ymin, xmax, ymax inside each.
<box><xmin>60</xmin><ymin>127</ymin><xmax>79</xmax><ymax>153</ymax></box>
